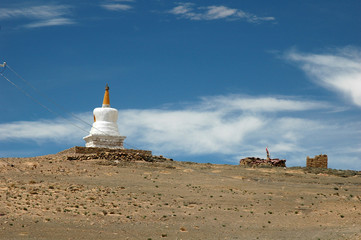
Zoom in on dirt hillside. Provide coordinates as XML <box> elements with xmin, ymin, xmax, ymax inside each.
<box><xmin>0</xmin><ymin>149</ymin><xmax>360</xmax><ymax>239</ymax></box>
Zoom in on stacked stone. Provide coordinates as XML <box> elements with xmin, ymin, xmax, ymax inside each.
<box><xmin>72</xmin><ymin>146</ymin><xmax>152</xmax><ymax>156</ymax></box>
<box><xmin>306</xmin><ymin>154</ymin><xmax>328</xmax><ymax>168</ymax></box>
<box><xmin>239</xmin><ymin>157</ymin><xmax>286</xmax><ymax>167</ymax></box>
<box><xmin>67</xmin><ymin>152</ymin><xmax>173</xmax><ymax>163</ymax></box>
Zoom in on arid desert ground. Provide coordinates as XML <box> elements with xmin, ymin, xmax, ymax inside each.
<box><xmin>0</xmin><ymin>149</ymin><xmax>361</xmax><ymax>240</ymax></box>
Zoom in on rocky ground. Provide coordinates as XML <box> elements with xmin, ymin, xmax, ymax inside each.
<box><xmin>0</xmin><ymin>150</ymin><xmax>361</xmax><ymax>240</ymax></box>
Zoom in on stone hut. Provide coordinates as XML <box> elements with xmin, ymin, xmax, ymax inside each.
<box><xmin>306</xmin><ymin>154</ymin><xmax>328</xmax><ymax>168</ymax></box>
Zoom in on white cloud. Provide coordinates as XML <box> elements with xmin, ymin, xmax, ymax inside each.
<box><xmin>0</xmin><ymin>119</ymin><xmax>83</xmax><ymax>143</ymax></box>
<box><xmin>198</xmin><ymin>95</ymin><xmax>328</xmax><ymax>112</ymax></box>
<box><xmin>115</xmin><ymin>96</ymin><xmax>360</xmax><ymax>170</ymax></box>
<box><xmin>285</xmin><ymin>47</ymin><xmax>361</xmax><ymax>107</ymax></box>
<box><xmin>0</xmin><ymin>5</ymin><xmax>69</xmax><ymax>19</ymax></box>
<box><xmin>0</xmin><ymin>95</ymin><xmax>359</xmax><ymax>170</ymax></box>
<box><xmin>118</xmin><ymin>109</ymin><xmax>264</xmax><ymax>155</ymax></box>
<box><xmin>101</xmin><ymin>4</ymin><xmax>133</xmax><ymax>11</ymax></box>
<box><xmin>168</xmin><ymin>3</ymin><xmax>275</xmax><ymax>23</ymax></box>
<box><xmin>0</xmin><ymin>4</ymin><xmax>75</xmax><ymax>28</ymax></box>
<box><xmin>202</xmin><ymin>6</ymin><xmax>237</xmax><ymax>20</ymax></box>
<box><xmin>170</xmin><ymin>3</ymin><xmax>191</xmax><ymax>15</ymax></box>
<box><xmin>100</xmin><ymin>0</ymin><xmax>135</xmax><ymax>11</ymax></box>
<box><xmin>24</xmin><ymin>18</ymin><xmax>75</xmax><ymax>28</ymax></box>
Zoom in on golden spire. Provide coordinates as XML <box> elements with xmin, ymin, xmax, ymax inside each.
<box><xmin>102</xmin><ymin>83</ymin><xmax>110</xmax><ymax>108</ymax></box>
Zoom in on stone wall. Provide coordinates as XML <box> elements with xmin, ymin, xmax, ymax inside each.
<box><xmin>58</xmin><ymin>146</ymin><xmax>174</xmax><ymax>163</ymax></box>
<box><xmin>306</xmin><ymin>154</ymin><xmax>328</xmax><ymax>168</ymax></box>
<box><xmin>58</xmin><ymin>146</ymin><xmax>152</xmax><ymax>156</ymax></box>
<box><xmin>239</xmin><ymin>157</ymin><xmax>286</xmax><ymax>167</ymax></box>
<box><xmin>67</xmin><ymin>151</ymin><xmax>172</xmax><ymax>163</ymax></box>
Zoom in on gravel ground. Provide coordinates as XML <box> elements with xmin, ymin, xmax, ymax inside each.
<box><xmin>0</xmin><ymin>152</ymin><xmax>360</xmax><ymax>239</ymax></box>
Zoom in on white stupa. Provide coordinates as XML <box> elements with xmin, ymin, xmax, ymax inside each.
<box><xmin>83</xmin><ymin>84</ymin><xmax>126</xmax><ymax>149</ymax></box>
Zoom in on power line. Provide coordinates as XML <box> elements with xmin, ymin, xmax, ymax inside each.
<box><xmin>6</xmin><ymin>64</ymin><xmax>95</xmax><ymax>130</ymax></box>
<box><xmin>2</xmin><ymin>64</ymin><xmax>113</xmax><ymax>135</ymax></box>
<box><xmin>0</xmin><ymin>62</ymin><xmax>140</xmax><ymax>149</ymax></box>
<box><xmin>0</xmin><ymin>71</ymin><xmax>89</xmax><ymax>134</ymax></box>
<box><xmin>123</xmin><ymin>142</ymin><xmax>139</xmax><ymax>150</ymax></box>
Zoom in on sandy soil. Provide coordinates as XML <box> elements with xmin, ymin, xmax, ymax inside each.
<box><xmin>0</xmin><ymin>152</ymin><xmax>360</xmax><ymax>240</ymax></box>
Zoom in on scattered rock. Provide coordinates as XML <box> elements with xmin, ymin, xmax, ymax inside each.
<box><xmin>67</xmin><ymin>152</ymin><xmax>173</xmax><ymax>163</ymax></box>
<box><xmin>240</xmin><ymin>157</ymin><xmax>286</xmax><ymax>167</ymax></box>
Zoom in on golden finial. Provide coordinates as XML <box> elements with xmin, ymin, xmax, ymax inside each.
<box><xmin>102</xmin><ymin>83</ymin><xmax>110</xmax><ymax>107</ymax></box>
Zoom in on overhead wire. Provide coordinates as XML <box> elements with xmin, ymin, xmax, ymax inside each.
<box><xmin>0</xmin><ymin>62</ymin><xmax>140</xmax><ymax>149</ymax></box>
<box><xmin>123</xmin><ymin>142</ymin><xmax>140</xmax><ymax>150</ymax></box>
<box><xmin>0</xmin><ymin>70</ymin><xmax>89</xmax><ymax>134</ymax></box>
<box><xmin>3</xmin><ymin>64</ymin><xmax>103</xmax><ymax>135</ymax></box>
<box><xmin>6</xmin><ymin>64</ymin><xmax>95</xmax><ymax>130</ymax></box>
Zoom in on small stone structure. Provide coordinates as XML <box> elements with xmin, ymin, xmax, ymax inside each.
<box><xmin>239</xmin><ymin>157</ymin><xmax>286</xmax><ymax>167</ymax></box>
<box><xmin>240</xmin><ymin>148</ymin><xmax>286</xmax><ymax>167</ymax></box>
<box><xmin>59</xmin><ymin>147</ymin><xmax>172</xmax><ymax>163</ymax></box>
<box><xmin>59</xmin><ymin>146</ymin><xmax>151</xmax><ymax>156</ymax></box>
<box><xmin>306</xmin><ymin>154</ymin><xmax>328</xmax><ymax>168</ymax></box>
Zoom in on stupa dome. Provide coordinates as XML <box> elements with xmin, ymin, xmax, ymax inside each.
<box><xmin>83</xmin><ymin>84</ymin><xmax>126</xmax><ymax>149</ymax></box>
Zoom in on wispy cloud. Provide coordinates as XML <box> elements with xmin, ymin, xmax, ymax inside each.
<box><xmin>285</xmin><ymin>47</ymin><xmax>361</xmax><ymax>107</ymax></box>
<box><xmin>100</xmin><ymin>0</ymin><xmax>135</xmax><ymax>11</ymax></box>
<box><xmin>0</xmin><ymin>119</ymin><xmax>83</xmax><ymax>143</ymax></box>
<box><xmin>1</xmin><ymin>95</ymin><xmax>359</xmax><ymax>169</ymax></box>
<box><xmin>0</xmin><ymin>5</ymin><xmax>69</xmax><ymax>20</ymax></box>
<box><xmin>116</xmin><ymin>96</ymin><xmax>330</xmax><ymax>158</ymax></box>
<box><xmin>0</xmin><ymin>4</ymin><xmax>75</xmax><ymax>28</ymax></box>
<box><xmin>168</xmin><ymin>3</ymin><xmax>275</xmax><ymax>23</ymax></box>
<box><xmin>24</xmin><ymin>18</ymin><xmax>75</xmax><ymax>28</ymax></box>
<box><xmin>101</xmin><ymin>4</ymin><xmax>132</xmax><ymax>11</ymax></box>
<box><xmin>198</xmin><ymin>95</ymin><xmax>329</xmax><ymax>113</ymax></box>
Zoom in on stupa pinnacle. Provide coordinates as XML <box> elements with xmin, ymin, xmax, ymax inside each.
<box><xmin>83</xmin><ymin>84</ymin><xmax>126</xmax><ymax>149</ymax></box>
<box><xmin>102</xmin><ymin>84</ymin><xmax>110</xmax><ymax>108</ymax></box>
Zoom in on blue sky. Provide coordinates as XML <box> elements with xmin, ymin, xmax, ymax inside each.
<box><xmin>1</xmin><ymin>0</ymin><xmax>361</xmax><ymax>170</ymax></box>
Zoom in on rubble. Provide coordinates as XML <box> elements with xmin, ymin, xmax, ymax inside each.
<box><xmin>239</xmin><ymin>157</ymin><xmax>286</xmax><ymax>167</ymax></box>
<box><xmin>67</xmin><ymin>152</ymin><xmax>173</xmax><ymax>163</ymax></box>
<box><xmin>240</xmin><ymin>147</ymin><xmax>286</xmax><ymax>167</ymax></box>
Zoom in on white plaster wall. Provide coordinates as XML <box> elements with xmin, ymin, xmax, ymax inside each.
<box><xmin>90</xmin><ymin>107</ymin><xmax>120</xmax><ymax>136</ymax></box>
<box><xmin>93</xmin><ymin>107</ymin><xmax>118</xmax><ymax>122</ymax></box>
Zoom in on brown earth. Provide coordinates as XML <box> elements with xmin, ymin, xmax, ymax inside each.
<box><xmin>0</xmin><ymin>149</ymin><xmax>361</xmax><ymax>240</ymax></box>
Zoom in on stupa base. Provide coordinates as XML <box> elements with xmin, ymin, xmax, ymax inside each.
<box><xmin>83</xmin><ymin>134</ymin><xmax>126</xmax><ymax>149</ymax></box>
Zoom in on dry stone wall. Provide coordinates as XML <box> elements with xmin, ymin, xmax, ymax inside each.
<box><xmin>59</xmin><ymin>146</ymin><xmax>152</xmax><ymax>156</ymax></box>
<box><xmin>59</xmin><ymin>146</ymin><xmax>172</xmax><ymax>163</ymax></box>
<box><xmin>239</xmin><ymin>157</ymin><xmax>286</xmax><ymax>167</ymax></box>
<box><xmin>306</xmin><ymin>154</ymin><xmax>328</xmax><ymax>168</ymax></box>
